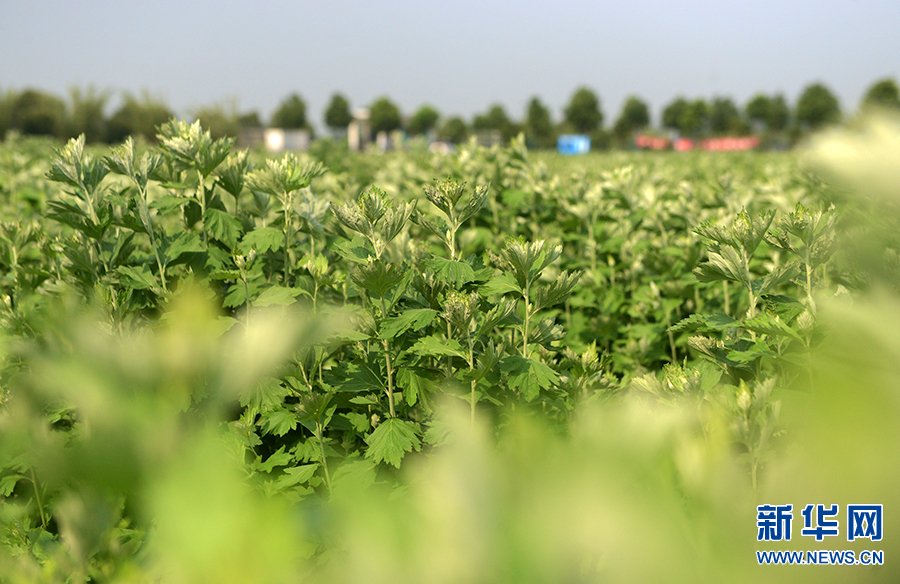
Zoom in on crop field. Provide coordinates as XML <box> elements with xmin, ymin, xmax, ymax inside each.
<box><xmin>0</xmin><ymin>118</ymin><xmax>898</xmax><ymax>583</ymax></box>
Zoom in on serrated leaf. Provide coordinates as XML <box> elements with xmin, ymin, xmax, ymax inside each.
<box><xmin>331</xmin><ymin>458</ymin><xmax>377</xmax><ymax>492</ymax></box>
<box><xmin>272</xmin><ymin>464</ymin><xmax>319</xmax><ymax>491</ymax></box>
<box><xmin>533</xmin><ymin>270</ymin><xmax>583</xmax><ymax>312</ymax></box>
<box><xmin>425</xmin><ymin>256</ymin><xmax>477</xmax><ymax>287</ymax></box>
<box><xmin>333</xmin><ymin>239</ymin><xmax>373</xmax><ymax>264</ymax></box>
<box><xmin>116</xmin><ymin>265</ymin><xmax>158</xmax><ymax>290</ymax></box>
<box><xmin>239</xmin><ymin>226</ymin><xmax>283</xmax><ymax>254</ymax></box>
<box><xmin>365</xmin><ymin>418</ymin><xmax>421</xmax><ymax>468</ymax></box>
<box><xmin>251</xmin><ymin>285</ymin><xmax>309</xmax><ymax>307</ymax></box>
<box><xmin>669</xmin><ymin>312</ymin><xmax>740</xmax><ymax>333</ymax></box>
<box><xmin>482</xmin><ymin>272</ymin><xmax>522</xmax><ymax>296</ymax></box>
<box><xmin>693</xmin><ymin>246</ymin><xmax>750</xmax><ymax>288</ymax></box>
<box><xmin>255</xmin><ymin>446</ymin><xmax>294</xmax><ymax>473</ymax></box>
<box><xmin>162</xmin><ymin>231</ymin><xmax>204</xmax><ymax>266</ymax></box>
<box><xmin>239</xmin><ymin>376</ymin><xmax>291</xmax><ymax>412</ymax></box>
<box><xmin>0</xmin><ymin>474</ymin><xmax>25</xmax><ymax>497</ymax></box>
<box><xmin>204</xmin><ymin>207</ymin><xmax>243</xmax><ymax>248</ymax></box>
<box><xmin>262</xmin><ymin>408</ymin><xmax>297</xmax><ymax>437</ymax></box>
<box><xmin>409</xmin><ymin>335</ymin><xmax>466</xmax><ymax>358</ymax></box>
<box><xmin>379</xmin><ymin>308</ymin><xmax>438</xmax><ymax>339</ymax></box>
<box><xmin>500</xmin><ymin>355</ymin><xmax>560</xmax><ymax>401</ymax></box>
<box><xmin>150</xmin><ymin>195</ymin><xmax>190</xmax><ymax>214</ymax></box>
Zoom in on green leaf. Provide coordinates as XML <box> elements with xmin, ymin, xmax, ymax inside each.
<box><xmin>272</xmin><ymin>464</ymin><xmax>319</xmax><ymax>491</ymax></box>
<box><xmin>379</xmin><ymin>308</ymin><xmax>438</xmax><ymax>340</ymax></box>
<box><xmin>693</xmin><ymin>246</ymin><xmax>750</xmax><ymax>288</ymax></box>
<box><xmin>251</xmin><ymin>285</ymin><xmax>309</xmax><ymax>307</ymax></box>
<box><xmin>500</xmin><ymin>355</ymin><xmax>560</xmax><ymax>401</ymax></box>
<box><xmin>0</xmin><ymin>474</ymin><xmax>25</xmax><ymax>496</ymax></box>
<box><xmin>349</xmin><ymin>260</ymin><xmax>407</xmax><ymax>297</ymax></box>
<box><xmin>409</xmin><ymin>335</ymin><xmax>466</xmax><ymax>359</ymax></box>
<box><xmin>239</xmin><ymin>376</ymin><xmax>291</xmax><ymax>412</ymax></box>
<box><xmin>150</xmin><ymin>195</ymin><xmax>190</xmax><ymax>214</ymax></box>
<box><xmin>255</xmin><ymin>447</ymin><xmax>294</xmax><ymax>473</ymax></box>
<box><xmin>482</xmin><ymin>272</ymin><xmax>522</xmax><ymax>296</ymax></box>
<box><xmin>204</xmin><ymin>207</ymin><xmax>243</xmax><ymax>248</ymax></box>
<box><xmin>533</xmin><ymin>270</ymin><xmax>583</xmax><ymax>312</ymax></box>
<box><xmin>365</xmin><ymin>418</ymin><xmax>421</xmax><ymax>468</ymax></box>
<box><xmin>670</xmin><ymin>312</ymin><xmax>740</xmax><ymax>333</ymax></box>
<box><xmin>261</xmin><ymin>408</ymin><xmax>297</xmax><ymax>437</ymax></box>
<box><xmin>116</xmin><ymin>265</ymin><xmax>158</xmax><ymax>290</ymax></box>
<box><xmin>239</xmin><ymin>226</ymin><xmax>283</xmax><ymax>254</ymax></box>
<box><xmin>424</xmin><ymin>256</ymin><xmax>477</xmax><ymax>287</ymax></box>
<box><xmin>333</xmin><ymin>239</ymin><xmax>373</xmax><ymax>264</ymax></box>
<box><xmin>162</xmin><ymin>231</ymin><xmax>204</xmax><ymax>266</ymax></box>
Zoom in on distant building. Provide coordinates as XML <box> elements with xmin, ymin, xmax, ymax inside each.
<box><xmin>557</xmin><ymin>134</ymin><xmax>591</xmax><ymax>155</ymax></box>
<box><xmin>264</xmin><ymin>128</ymin><xmax>310</xmax><ymax>152</ymax></box>
<box><xmin>348</xmin><ymin>109</ymin><xmax>371</xmax><ymax>151</ymax></box>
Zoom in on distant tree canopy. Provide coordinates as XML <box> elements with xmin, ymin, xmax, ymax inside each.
<box><xmin>192</xmin><ymin>104</ymin><xmax>242</xmax><ymax>140</ymax></box>
<box><xmin>709</xmin><ymin>97</ymin><xmax>745</xmax><ymax>135</ymax></box>
<box><xmin>861</xmin><ymin>78</ymin><xmax>900</xmax><ymax>111</ymax></box>
<box><xmin>473</xmin><ymin>104</ymin><xmax>518</xmax><ymax>142</ymax></box>
<box><xmin>662</xmin><ymin>97</ymin><xmax>688</xmax><ymax>133</ymax></box>
<box><xmin>324</xmin><ymin>93</ymin><xmax>352</xmax><ymax>130</ymax></box>
<box><xmin>663</xmin><ymin>97</ymin><xmax>709</xmax><ymax>137</ymax></box>
<box><xmin>106</xmin><ymin>93</ymin><xmax>173</xmax><ymax>143</ymax></box>
<box><xmin>613</xmin><ymin>96</ymin><xmax>650</xmax><ymax>142</ymax></box>
<box><xmin>369</xmin><ymin>97</ymin><xmax>402</xmax><ymax>135</ymax></box>
<box><xmin>0</xmin><ymin>78</ymin><xmax>895</xmax><ymax>146</ymax></box>
<box><xmin>744</xmin><ymin>94</ymin><xmax>789</xmax><ymax>133</ymax></box>
<box><xmin>10</xmin><ymin>89</ymin><xmax>67</xmax><ymax>138</ymax></box>
<box><xmin>795</xmin><ymin>83</ymin><xmax>841</xmax><ymax>129</ymax></box>
<box><xmin>525</xmin><ymin>97</ymin><xmax>555</xmax><ymax>149</ymax></box>
<box><xmin>407</xmin><ymin>105</ymin><xmax>440</xmax><ymax>136</ymax></box>
<box><xmin>67</xmin><ymin>86</ymin><xmax>110</xmax><ymax>143</ymax></box>
<box><xmin>564</xmin><ymin>87</ymin><xmax>603</xmax><ymax>133</ymax></box>
<box><xmin>437</xmin><ymin>116</ymin><xmax>468</xmax><ymax>144</ymax></box>
<box><xmin>271</xmin><ymin>93</ymin><xmax>309</xmax><ymax>130</ymax></box>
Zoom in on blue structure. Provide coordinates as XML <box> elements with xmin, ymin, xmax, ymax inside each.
<box><xmin>557</xmin><ymin>134</ymin><xmax>591</xmax><ymax>155</ymax></box>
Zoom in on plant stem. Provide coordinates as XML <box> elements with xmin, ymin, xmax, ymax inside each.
<box><xmin>380</xmin><ymin>296</ymin><xmax>396</xmax><ymax>417</ymax></box>
<box><xmin>315</xmin><ymin>421</ymin><xmax>332</xmax><ymax>493</ymax></box>
<box><xmin>29</xmin><ymin>469</ymin><xmax>47</xmax><ymax>530</ymax></box>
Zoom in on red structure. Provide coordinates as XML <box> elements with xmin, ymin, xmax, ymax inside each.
<box><xmin>634</xmin><ymin>134</ymin><xmax>761</xmax><ymax>152</ymax></box>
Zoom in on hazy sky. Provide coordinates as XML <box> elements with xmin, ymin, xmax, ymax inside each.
<box><xmin>3</xmin><ymin>0</ymin><xmax>898</xmax><ymax>131</ymax></box>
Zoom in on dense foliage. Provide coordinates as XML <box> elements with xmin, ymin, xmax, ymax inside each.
<box><xmin>0</xmin><ymin>116</ymin><xmax>898</xmax><ymax>583</ymax></box>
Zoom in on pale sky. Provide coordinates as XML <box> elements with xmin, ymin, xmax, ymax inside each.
<box><xmin>2</xmin><ymin>0</ymin><xmax>898</xmax><ymax>131</ymax></box>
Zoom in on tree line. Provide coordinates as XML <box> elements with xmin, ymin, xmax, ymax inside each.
<box><xmin>1</xmin><ymin>78</ymin><xmax>898</xmax><ymax>149</ymax></box>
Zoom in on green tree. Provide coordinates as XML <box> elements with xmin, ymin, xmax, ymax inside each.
<box><xmin>613</xmin><ymin>95</ymin><xmax>650</xmax><ymax>142</ymax></box>
<box><xmin>745</xmin><ymin>94</ymin><xmax>789</xmax><ymax>133</ymax></box>
<box><xmin>768</xmin><ymin>95</ymin><xmax>790</xmax><ymax>131</ymax></box>
<box><xmin>407</xmin><ymin>104</ymin><xmax>440</xmax><ymax>136</ymax></box>
<box><xmin>709</xmin><ymin>97</ymin><xmax>743</xmax><ymax>135</ymax></box>
<box><xmin>106</xmin><ymin>92</ymin><xmax>173</xmax><ymax>143</ymax></box>
<box><xmin>67</xmin><ymin>85</ymin><xmax>110</xmax><ymax>143</ymax></box>
<box><xmin>861</xmin><ymin>77</ymin><xmax>900</xmax><ymax>111</ymax></box>
<box><xmin>678</xmin><ymin>99</ymin><xmax>709</xmax><ymax>138</ymax></box>
<box><xmin>238</xmin><ymin>111</ymin><xmax>263</xmax><ymax>128</ymax></box>
<box><xmin>0</xmin><ymin>88</ymin><xmax>15</xmax><ymax>138</ymax></box>
<box><xmin>662</xmin><ymin>97</ymin><xmax>688</xmax><ymax>133</ymax></box>
<box><xmin>271</xmin><ymin>93</ymin><xmax>309</xmax><ymax>129</ymax></box>
<box><xmin>10</xmin><ymin>88</ymin><xmax>67</xmax><ymax>137</ymax></box>
<box><xmin>324</xmin><ymin>93</ymin><xmax>352</xmax><ymax>131</ymax></box>
<box><xmin>437</xmin><ymin>116</ymin><xmax>468</xmax><ymax>143</ymax></box>
<box><xmin>193</xmin><ymin>103</ymin><xmax>242</xmax><ymax>140</ymax></box>
<box><xmin>524</xmin><ymin>97</ymin><xmax>555</xmax><ymax>149</ymax></box>
<box><xmin>369</xmin><ymin>96</ymin><xmax>402</xmax><ymax>135</ymax></box>
<box><xmin>473</xmin><ymin>104</ymin><xmax>518</xmax><ymax>142</ymax></box>
<box><xmin>564</xmin><ymin>87</ymin><xmax>603</xmax><ymax>133</ymax></box>
<box><xmin>795</xmin><ymin>82</ymin><xmax>841</xmax><ymax>129</ymax></box>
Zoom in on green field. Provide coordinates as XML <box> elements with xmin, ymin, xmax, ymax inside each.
<box><xmin>0</xmin><ymin>119</ymin><xmax>898</xmax><ymax>583</ymax></box>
